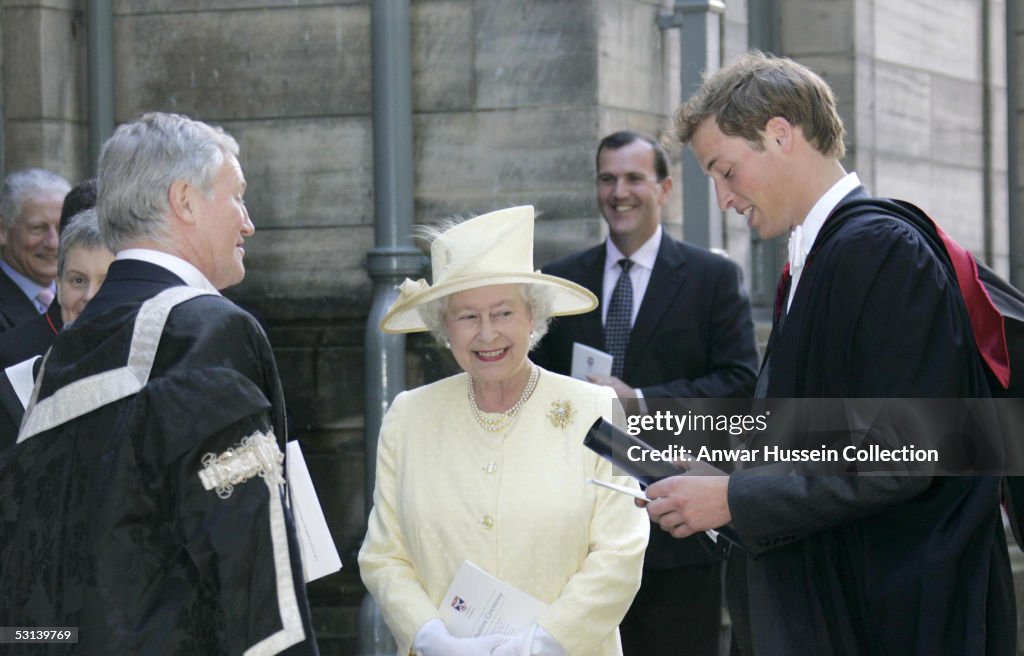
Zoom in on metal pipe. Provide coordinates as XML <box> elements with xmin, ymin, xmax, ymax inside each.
<box><xmin>981</xmin><ymin>0</ymin><xmax>993</xmax><ymax>265</ymax></box>
<box><xmin>658</xmin><ymin>0</ymin><xmax>725</xmax><ymax>248</ymax></box>
<box><xmin>361</xmin><ymin>0</ymin><xmax>424</xmax><ymax>651</ymax></box>
<box><xmin>87</xmin><ymin>0</ymin><xmax>114</xmax><ymax>173</ymax></box>
<box><xmin>1008</xmin><ymin>0</ymin><xmax>1022</xmax><ymax>286</ymax></box>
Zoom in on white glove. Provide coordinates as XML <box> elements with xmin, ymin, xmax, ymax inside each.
<box><xmin>413</xmin><ymin>619</ymin><xmax>514</xmax><ymax>656</ymax></box>
<box><xmin>490</xmin><ymin>625</ymin><xmax>566</xmax><ymax>656</ymax></box>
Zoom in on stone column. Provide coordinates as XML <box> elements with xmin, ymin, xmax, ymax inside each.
<box><xmin>1</xmin><ymin>0</ymin><xmax>87</xmax><ymax>180</ymax></box>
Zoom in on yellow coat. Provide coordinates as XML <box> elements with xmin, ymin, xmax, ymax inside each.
<box><xmin>358</xmin><ymin>368</ymin><xmax>649</xmax><ymax>655</ymax></box>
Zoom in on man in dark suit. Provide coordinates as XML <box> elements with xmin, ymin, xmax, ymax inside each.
<box><xmin>0</xmin><ymin>178</ymin><xmax>98</xmax><ymax>369</ymax></box>
<box><xmin>0</xmin><ymin>169</ymin><xmax>70</xmax><ymax>332</ymax></box>
<box><xmin>643</xmin><ymin>52</ymin><xmax>1015</xmax><ymax>655</ymax></box>
<box><xmin>0</xmin><ymin>112</ymin><xmax>319</xmax><ymax>654</ymax></box>
<box><xmin>532</xmin><ymin>130</ymin><xmax>759</xmax><ymax>656</ymax></box>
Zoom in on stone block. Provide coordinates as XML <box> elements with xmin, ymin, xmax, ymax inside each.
<box><xmin>4</xmin><ymin>118</ymin><xmax>88</xmax><ymax>182</ymax></box>
<box><xmin>114</xmin><ymin>4</ymin><xmax>371</xmax><ymax>121</ymax></box>
<box><xmin>414</xmin><ymin>107</ymin><xmax>599</xmax><ymax>220</ymax></box>
<box><xmin>312</xmin><ymin>346</ymin><xmax>365</xmax><ymax>429</ymax></box>
<box><xmin>723</xmin><ymin>13</ymin><xmax>749</xmax><ymax>65</ymax></box>
<box><xmin>412</xmin><ymin>0</ymin><xmax>474</xmax><ymax>111</ymax></box>
<box><xmin>1</xmin><ymin>0</ymin><xmax>77</xmax><ymax>11</ymax></box>
<box><xmin>275</xmin><ymin>346</ymin><xmax>317</xmax><ymax>429</ymax></box>
<box><xmin>3</xmin><ymin>4</ymin><xmax>85</xmax><ymax>121</ymax></box>
<box><xmin>475</xmin><ymin>0</ymin><xmax>597</xmax><ymax>109</ymax></box>
<box><xmin>779</xmin><ymin>0</ymin><xmax>854</xmax><ymax>55</ymax></box>
<box><xmin>535</xmin><ymin>216</ymin><xmax>606</xmax><ymax>266</ymax></box>
<box><xmin>873</xmin><ymin>63</ymin><xmax>931</xmax><ymax>160</ymax></box>
<box><xmin>234</xmin><ymin>224</ymin><xmax>373</xmax><ymax>304</ymax></box>
<box><xmin>872</xmin><ymin>155</ymin><xmax>932</xmax><ymax>217</ymax></box>
<box><xmin>596</xmin><ymin>0</ymin><xmax>676</xmax><ymax>115</ymax></box>
<box><xmin>113</xmin><ymin>0</ymin><xmax>355</xmax><ymax>12</ymax></box>
<box><xmin>788</xmin><ymin>54</ymin><xmax>856</xmax><ymax>134</ymax></box>
<box><xmin>931</xmin><ymin>75</ymin><xmax>984</xmax><ymax>168</ymax></box>
<box><xmin>225</xmin><ymin>117</ymin><xmax>373</xmax><ymax>230</ymax></box>
<box><xmin>723</xmin><ymin>0</ymin><xmax>748</xmax><ymax>24</ymax></box>
<box><xmin>875</xmin><ymin>0</ymin><xmax>980</xmax><ymax>81</ymax></box>
<box><xmin>598</xmin><ymin>106</ymin><xmax>674</xmax><ymax>144</ymax></box>
<box><xmin>931</xmin><ymin>164</ymin><xmax>986</xmax><ymax>254</ymax></box>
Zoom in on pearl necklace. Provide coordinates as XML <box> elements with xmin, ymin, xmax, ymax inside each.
<box><xmin>467</xmin><ymin>365</ymin><xmax>540</xmax><ymax>432</ymax></box>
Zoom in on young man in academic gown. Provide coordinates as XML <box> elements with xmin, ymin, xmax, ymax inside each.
<box><xmin>0</xmin><ymin>113</ymin><xmax>319</xmax><ymax>655</ymax></box>
<box><xmin>532</xmin><ymin>131</ymin><xmax>759</xmax><ymax>656</ymax></box>
<box><xmin>639</xmin><ymin>52</ymin><xmax>1016</xmax><ymax>655</ymax></box>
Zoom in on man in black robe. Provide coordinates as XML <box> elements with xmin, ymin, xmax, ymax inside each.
<box><xmin>640</xmin><ymin>52</ymin><xmax>1015</xmax><ymax>655</ymax></box>
<box><xmin>0</xmin><ymin>112</ymin><xmax>318</xmax><ymax>654</ymax></box>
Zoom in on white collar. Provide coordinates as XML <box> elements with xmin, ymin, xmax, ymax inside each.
<box><xmin>788</xmin><ymin>172</ymin><xmax>861</xmax><ymax>272</ymax></box>
<box><xmin>605</xmin><ymin>224</ymin><xmax>662</xmax><ymax>272</ymax></box>
<box><xmin>116</xmin><ymin>249</ymin><xmax>221</xmax><ymax>295</ymax></box>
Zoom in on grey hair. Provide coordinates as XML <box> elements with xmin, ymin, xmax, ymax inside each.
<box><xmin>58</xmin><ymin>209</ymin><xmax>108</xmax><ymax>278</ymax></box>
<box><xmin>97</xmin><ymin>112</ymin><xmax>239</xmax><ymax>253</ymax></box>
<box><xmin>0</xmin><ymin>168</ymin><xmax>71</xmax><ymax>227</ymax></box>
<box><xmin>418</xmin><ymin>283</ymin><xmax>555</xmax><ymax>350</ymax></box>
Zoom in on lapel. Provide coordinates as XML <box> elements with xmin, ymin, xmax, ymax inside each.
<box><xmin>0</xmin><ymin>269</ymin><xmax>42</xmax><ymax>327</ymax></box>
<box><xmin>575</xmin><ymin>244</ymin><xmax>607</xmax><ymax>348</ymax></box>
<box><xmin>624</xmin><ymin>233</ymin><xmax>686</xmax><ymax>369</ymax></box>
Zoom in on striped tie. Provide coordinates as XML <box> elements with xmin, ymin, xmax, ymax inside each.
<box><xmin>604</xmin><ymin>258</ymin><xmax>633</xmax><ymax>378</ymax></box>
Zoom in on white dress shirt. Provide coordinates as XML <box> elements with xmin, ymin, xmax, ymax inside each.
<box><xmin>787</xmin><ymin>172</ymin><xmax>861</xmax><ymax>311</ymax></box>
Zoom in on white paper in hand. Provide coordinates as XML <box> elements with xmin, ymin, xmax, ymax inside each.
<box><xmin>439</xmin><ymin>560</ymin><xmax>548</xmax><ymax>637</ymax></box>
<box><xmin>571</xmin><ymin>342</ymin><xmax>613</xmax><ymax>381</ymax></box>
<box><xmin>286</xmin><ymin>440</ymin><xmax>343</xmax><ymax>582</ymax></box>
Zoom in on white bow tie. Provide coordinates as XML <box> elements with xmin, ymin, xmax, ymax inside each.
<box><xmin>788</xmin><ymin>225</ymin><xmax>806</xmax><ymax>276</ymax></box>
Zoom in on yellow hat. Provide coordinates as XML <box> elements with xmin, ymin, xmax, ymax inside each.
<box><xmin>380</xmin><ymin>206</ymin><xmax>597</xmax><ymax>333</ymax></box>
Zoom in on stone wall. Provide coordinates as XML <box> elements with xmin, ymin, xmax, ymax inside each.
<box><xmin>1</xmin><ymin>0</ymin><xmax>88</xmax><ymax>179</ymax></box>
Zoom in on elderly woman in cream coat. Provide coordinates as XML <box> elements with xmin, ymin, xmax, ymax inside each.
<box><xmin>358</xmin><ymin>206</ymin><xmax>649</xmax><ymax>656</ymax></box>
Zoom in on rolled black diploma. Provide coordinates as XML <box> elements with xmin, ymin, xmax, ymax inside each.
<box><xmin>584</xmin><ymin>416</ymin><xmax>741</xmax><ymax>548</ymax></box>
<box><xmin>583</xmin><ymin>417</ymin><xmax>683</xmax><ymax>486</ymax></box>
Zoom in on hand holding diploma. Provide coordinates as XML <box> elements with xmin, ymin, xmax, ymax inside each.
<box><xmin>640</xmin><ymin>475</ymin><xmax>732</xmax><ymax>539</ymax></box>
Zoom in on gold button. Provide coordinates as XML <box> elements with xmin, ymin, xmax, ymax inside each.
<box><xmin>485</xmin><ymin>461</ymin><xmax>498</xmax><ymax>474</ymax></box>
<box><xmin>480</xmin><ymin>515</ymin><xmax>494</xmax><ymax>529</ymax></box>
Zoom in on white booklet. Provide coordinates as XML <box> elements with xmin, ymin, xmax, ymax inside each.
<box><xmin>571</xmin><ymin>342</ymin><xmax>613</xmax><ymax>380</ymax></box>
<box><xmin>438</xmin><ymin>560</ymin><xmax>548</xmax><ymax>637</ymax></box>
<box><xmin>286</xmin><ymin>440</ymin><xmax>343</xmax><ymax>582</ymax></box>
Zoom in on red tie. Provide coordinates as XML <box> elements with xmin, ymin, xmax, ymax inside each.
<box><xmin>773</xmin><ymin>262</ymin><xmax>791</xmax><ymax>325</ymax></box>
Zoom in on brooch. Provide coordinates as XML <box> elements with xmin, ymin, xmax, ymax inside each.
<box><xmin>547</xmin><ymin>400</ymin><xmax>576</xmax><ymax>429</ymax></box>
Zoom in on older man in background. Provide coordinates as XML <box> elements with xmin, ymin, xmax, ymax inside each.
<box><xmin>0</xmin><ymin>168</ymin><xmax>70</xmax><ymax>332</ymax></box>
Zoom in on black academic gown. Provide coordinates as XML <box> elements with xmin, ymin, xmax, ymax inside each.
<box><xmin>725</xmin><ymin>188</ymin><xmax>1016</xmax><ymax>655</ymax></box>
<box><xmin>0</xmin><ymin>259</ymin><xmax>319</xmax><ymax>655</ymax></box>
<box><xmin>0</xmin><ymin>268</ymin><xmax>40</xmax><ymax>334</ymax></box>
<box><xmin>0</xmin><ymin>300</ymin><xmax>62</xmax><ymax>369</ymax></box>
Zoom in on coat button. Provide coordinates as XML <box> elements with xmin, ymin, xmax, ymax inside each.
<box><xmin>480</xmin><ymin>515</ymin><xmax>494</xmax><ymax>529</ymax></box>
<box><xmin>484</xmin><ymin>461</ymin><xmax>498</xmax><ymax>474</ymax></box>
